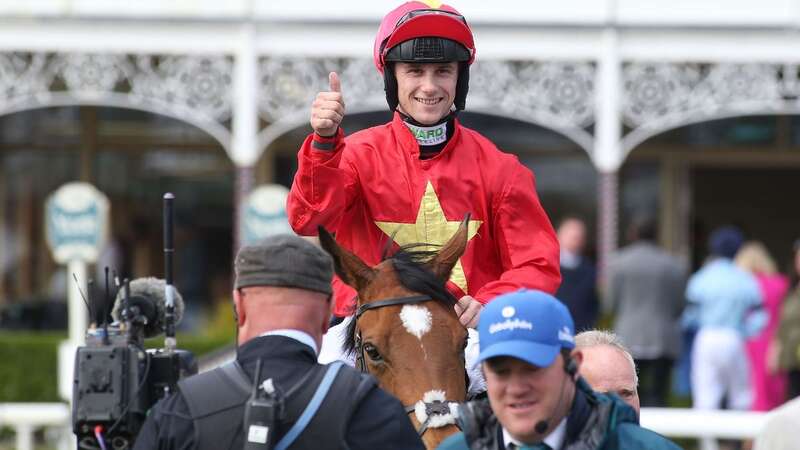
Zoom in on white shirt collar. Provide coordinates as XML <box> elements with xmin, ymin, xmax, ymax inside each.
<box><xmin>503</xmin><ymin>417</ymin><xmax>567</xmax><ymax>449</ymax></box>
<box><xmin>560</xmin><ymin>250</ymin><xmax>582</xmax><ymax>270</ymax></box>
<box><xmin>258</xmin><ymin>329</ymin><xmax>318</xmax><ymax>355</ymax></box>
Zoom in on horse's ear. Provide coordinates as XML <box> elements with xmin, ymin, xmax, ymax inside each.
<box><xmin>429</xmin><ymin>214</ymin><xmax>470</xmax><ymax>282</ymax></box>
<box><xmin>317</xmin><ymin>226</ymin><xmax>375</xmax><ymax>291</ymax></box>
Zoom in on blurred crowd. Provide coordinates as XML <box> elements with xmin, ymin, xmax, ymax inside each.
<box><xmin>555</xmin><ymin>216</ymin><xmax>800</xmax><ymax>414</ymax></box>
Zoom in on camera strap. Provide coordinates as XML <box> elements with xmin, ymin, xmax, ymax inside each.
<box><xmin>273</xmin><ymin>362</ymin><xmax>342</xmax><ymax>450</ymax></box>
<box><xmin>180</xmin><ymin>359</ymin><xmax>375</xmax><ymax>450</ymax></box>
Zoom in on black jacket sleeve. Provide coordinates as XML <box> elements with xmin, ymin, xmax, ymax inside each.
<box><xmin>133</xmin><ymin>393</ymin><xmax>197</xmax><ymax>450</ymax></box>
<box><xmin>345</xmin><ymin>387</ymin><xmax>425</xmax><ymax>450</ymax></box>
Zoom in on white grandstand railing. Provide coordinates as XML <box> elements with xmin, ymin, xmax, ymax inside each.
<box><xmin>0</xmin><ymin>403</ymin><xmax>71</xmax><ymax>450</ymax></box>
<box><xmin>641</xmin><ymin>407</ymin><xmax>768</xmax><ymax>450</ymax></box>
<box><xmin>0</xmin><ymin>403</ymin><xmax>767</xmax><ymax>450</ymax></box>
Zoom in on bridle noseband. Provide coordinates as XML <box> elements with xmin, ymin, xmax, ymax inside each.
<box><xmin>352</xmin><ymin>294</ymin><xmax>462</xmax><ymax>436</ymax></box>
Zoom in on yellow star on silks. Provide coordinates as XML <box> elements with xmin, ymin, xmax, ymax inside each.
<box><xmin>420</xmin><ymin>0</ymin><xmax>443</xmax><ymax>8</ymax></box>
<box><xmin>375</xmin><ymin>181</ymin><xmax>482</xmax><ymax>292</ymax></box>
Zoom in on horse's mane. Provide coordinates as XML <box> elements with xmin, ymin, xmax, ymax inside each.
<box><xmin>342</xmin><ymin>243</ymin><xmax>458</xmax><ymax>355</ymax></box>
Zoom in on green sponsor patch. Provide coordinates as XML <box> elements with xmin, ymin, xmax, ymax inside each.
<box><xmin>406</xmin><ymin>122</ymin><xmax>447</xmax><ymax>145</ymax></box>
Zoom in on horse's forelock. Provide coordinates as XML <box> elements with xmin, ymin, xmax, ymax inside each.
<box><xmin>342</xmin><ymin>243</ymin><xmax>457</xmax><ymax>354</ymax></box>
<box><xmin>390</xmin><ymin>244</ymin><xmax>457</xmax><ymax>307</ymax></box>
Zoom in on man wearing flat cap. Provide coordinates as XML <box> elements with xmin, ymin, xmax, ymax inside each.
<box><xmin>134</xmin><ymin>234</ymin><xmax>423</xmax><ymax>450</ymax></box>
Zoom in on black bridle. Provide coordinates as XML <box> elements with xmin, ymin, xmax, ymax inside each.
<box><xmin>352</xmin><ymin>294</ymin><xmax>462</xmax><ymax>436</ymax></box>
<box><xmin>353</xmin><ymin>294</ymin><xmax>431</xmax><ymax>372</ymax></box>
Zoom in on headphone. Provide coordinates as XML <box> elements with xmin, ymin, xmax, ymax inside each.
<box><xmin>564</xmin><ymin>356</ymin><xmax>578</xmax><ymax>377</ymax></box>
<box><xmin>535</xmin><ymin>355</ymin><xmax>578</xmax><ymax>435</ymax></box>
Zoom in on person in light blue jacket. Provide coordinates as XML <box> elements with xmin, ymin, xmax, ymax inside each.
<box><xmin>684</xmin><ymin>225</ymin><xmax>764</xmax><ymax>411</ymax></box>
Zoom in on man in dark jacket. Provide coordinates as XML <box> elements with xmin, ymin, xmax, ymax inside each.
<box><xmin>555</xmin><ymin>217</ymin><xmax>598</xmax><ymax>332</ymax></box>
<box><xmin>438</xmin><ymin>290</ymin><xmax>680</xmax><ymax>450</ymax></box>
<box><xmin>133</xmin><ymin>234</ymin><xmax>424</xmax><ymax>450</ymax></box>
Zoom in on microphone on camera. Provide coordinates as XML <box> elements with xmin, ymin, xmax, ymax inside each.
<box><xmin>534</xmin><ymin>357</ymin><xmax>577</xmax><ymax>435</ymax></box>
<box><xmin>111</xmin><ymin>277</ymin><xmax>185</xmax><ymax>338</ymax></box>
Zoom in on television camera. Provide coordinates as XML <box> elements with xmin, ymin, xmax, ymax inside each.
<box><xmin>71</xmin><ymin>194</ymin><xmax>197</xmax><ymax>450</ymax></box>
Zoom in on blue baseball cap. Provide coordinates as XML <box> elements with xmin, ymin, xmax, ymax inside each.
<box><xmin>708</xmin><ymin>225</ymin><xmax>744</xmax><ymax>259</ymax></box>
<box><xmin>477</xmin><ymin>289</ymin><xmax>575</xmax><ymax>368</ymax></box>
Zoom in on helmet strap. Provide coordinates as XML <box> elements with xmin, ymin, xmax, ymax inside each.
<box><xmin>383</xmin><ymin>62</ymin><xmax>400</xmax><ymax>112</ymax></box>
<box><xmin>398</xmin><ymin>110</ymin><xmax>456</xmax><ymax>128</ymax></box>
<box><xmin>454</xmin><ymin>61</ymin><xmax>469</xmax><ymax>111</ymax></box>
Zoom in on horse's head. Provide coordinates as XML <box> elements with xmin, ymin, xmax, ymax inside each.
<box><xmin>319</xmin><ymin>220</ymin><xmax>470</xmax><ymax>449</ymax></box>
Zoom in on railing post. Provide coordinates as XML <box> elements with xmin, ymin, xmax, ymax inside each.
<box><xmin>16</xmin><ymin>424</ymin><xmax>34</xmax><ymax>450</ymax></box>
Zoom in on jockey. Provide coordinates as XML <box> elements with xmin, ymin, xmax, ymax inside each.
<box><xmin>288</xmin><ymin>1</ymin><xmax>561</xmax><ymax>328</ymax></box>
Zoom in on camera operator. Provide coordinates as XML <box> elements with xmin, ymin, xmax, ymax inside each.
<box><xmin>134</xmin><ymin>234</ymin><xmax>424</xmax><ymax>450</ymax></box>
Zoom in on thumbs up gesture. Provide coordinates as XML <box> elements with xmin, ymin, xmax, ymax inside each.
<box><xmin>310</xmin><ymin>72</ymin><xmax>345</xmax><ymax>137</ymax></box>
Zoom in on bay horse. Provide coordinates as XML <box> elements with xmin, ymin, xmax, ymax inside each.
<box><xmin>318</xmin><ymin>220</ymin><xmax>470</xmax><ymax>449</ymax></box>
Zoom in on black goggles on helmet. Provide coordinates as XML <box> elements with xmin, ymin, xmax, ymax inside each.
<box><xmin>383</xmin><ymin>37</ymin><xmax>470</xmax><ymax>64</ymax></box>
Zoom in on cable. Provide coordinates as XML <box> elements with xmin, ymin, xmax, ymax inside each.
<box><xmin>73</xmin><ymin>273</ymin><xmax>94</xmax><ymax>321</ymax></box>
<box><xmin>93</xmin><ymin>425</ymin><xmax>108</xmax><ymax>450</ymax></box>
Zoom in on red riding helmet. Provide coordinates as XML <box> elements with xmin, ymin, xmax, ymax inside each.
<box><xmin>373</xmin><ymin>1</ymin><xmax>476</xmax><ymax>112</ymax></box>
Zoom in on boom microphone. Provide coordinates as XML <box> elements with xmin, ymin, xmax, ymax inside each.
<box><xmin>111</xmin><ymin>277</ymin><xmax>185</xmax><ymax>338</ymax></box>
<box><xmin>534</xmin><ymin>357</ymin><xmax>577</xmax><ymax>435</ymax></box>
<box><xmin>534</xmin><ymin>376</ymin><xmax>566</xmax><ymax>435</ymax></box>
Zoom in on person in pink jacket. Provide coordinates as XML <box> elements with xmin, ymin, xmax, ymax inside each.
<box><xmin>736</xmin><ymin>241</ymin><xmax>790</xmax><ymax>411</ymax></box>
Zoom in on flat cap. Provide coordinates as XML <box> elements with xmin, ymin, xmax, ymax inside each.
<box><xmin>234</xmin><ymin>234</ymin><xmax>333</xmax><ymax>295</ymax></box>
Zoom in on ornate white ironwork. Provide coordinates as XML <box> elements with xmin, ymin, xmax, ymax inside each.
<box><xmin>489</xmin><ymin>61</ymin><xmax>595</xmax><ymax>129</ymax></box>
<box><xmin>258</xmin><ymin>57</ymin><xmax>384</xmax><ymax>123</ymax></box>
<box><xmin>622</xmin><ymin>63</ymin><xmax>700</xmax><ymax>128</ymax></box>
<box><xmin>0</xmin><ymin>53</ymin><xmax>49</xmax><ymax>105</ymax></box>
<box><xmin>257</xmin><ymin>56</ymin><xmax>596</xmax><ymax>151</ymax></box>
<box><xmin>622</xmin><ymin>62</ymin><xmax>800</xmax><ymax>151</ymax></box>
<box><xmin>131</xmin><ymin>55</ymin><xmax>233</xmax><ymax>122</ymax></box>
<box><xmin>0</xmin><ymin>52</ymin><xmax>233</xmax><ymax>142</ymax></box>
<box><xmin>56</xmin><ymin>54</ymin><xmax>131</xmax><ymax>96</ymax></box>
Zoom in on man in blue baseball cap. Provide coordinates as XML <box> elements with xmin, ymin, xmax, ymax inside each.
<box><xmin>438</xmin><ymin>289</ymin><xmax>680</xmax><ymax>450</ymax></box>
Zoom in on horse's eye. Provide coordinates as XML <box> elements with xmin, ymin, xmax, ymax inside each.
<box><xmin>364</xmin><ymin>343</ymin><xmax>383</xmax><ymax>361</ymax></box>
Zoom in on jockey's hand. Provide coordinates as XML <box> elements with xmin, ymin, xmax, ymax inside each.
<box><xmin>310</xmin><ymin>72</ymin><xmax>345</xmax><ymax>137</ymax></box>
<box><xmin>455</xmin><ymin>295</ymin><xmax>482</xmax><ymax>329</ymax></box>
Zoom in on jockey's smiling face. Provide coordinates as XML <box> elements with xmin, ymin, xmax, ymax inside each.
<box><xmin>394</xmin><ymin>61</ymin><xmax>458</xmax><ymax>125</ymax></box>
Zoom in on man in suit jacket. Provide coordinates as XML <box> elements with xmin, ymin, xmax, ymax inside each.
<box><xmin>134</xmin><ymin>234</ymin><xmax>424</xmax><ymax>450</ymax></box>
<box><xmin>555</xmin><ymin>217</ymin><xmax>599</xmax><ymax>333</ymax></box>
<box><xmin>606</xmin><ymin>216</ymin><xmax>687</xmax><ymax>407</ymax></box>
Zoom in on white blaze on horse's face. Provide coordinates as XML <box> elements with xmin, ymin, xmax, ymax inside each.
<box><xmin>399</xmin><ymin>304</ymin><xmax>432</xmax><ymax>340</ymax></box>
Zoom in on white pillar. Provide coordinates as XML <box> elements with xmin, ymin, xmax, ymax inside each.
<box><xmin>231</xmin><ymin>23</ymin><xmax>258</xmax><ymax>168</ymax></box>
<box><xmin>61</xmin><ymin>260</ymin><xmax>88</xmax><ymax>401</ymax></box>
<box><xmin>231</xmin><ymin>23</ymin><xmax>259</xmax><ymax>252</ymax></box>
<box><xmin>594</xmin><ymin>27</ymin><xmax>622</xmax><ymax>175</ymax></box>
<box><xmin>593</xmin><ymin>28</ymin><xmax>622</xmax><ymax>284</ymax></box>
